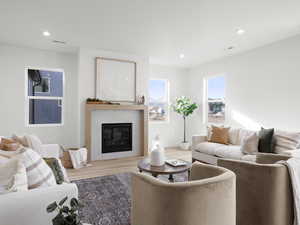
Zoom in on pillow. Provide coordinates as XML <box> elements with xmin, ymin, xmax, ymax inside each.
<box><xmin>274</xmin><ymin>130</ymin><xmax>300</xmax><ymax>154</ymax></box>
<box><xmin>12</xmin><ymin>134</ymin><xmax>29</xmax><ymax>147</ymax></box>
<box><xmin>258</xmin><ymin>128</ymin><xmax>274</xmax><ymax>153</ymax></box>
<box><xmin>241</xmin><ymin>133</ymin><xmax>259</xmax><ymax>155</ymax></box>
<box><xmin>15</xmin><ymin>148</ymin><xmax>56</xmax><ymax>189</ymax></box>
<box><xmin>24</xmin><ymin>135</ymin><xmax>45</xmax><ymax>156</ymax></box>
<box><xmin>210</xmin><ymin>125</ymin><xmax>230</xmax><ymax>145</ymax></box>
<box><xmin>228</xmin><ymin>128</ymin><xmax>240</xmax><ymax>145</ymax></box>
<box><xmin>0</xmin><ymin>158</ymin><xmax>28</xmax><ymax>194</ymax></box>
<box><xmin>0</xmin><ymin>138</ymin><xmax>21</xmax><ymax>151</ymax></box>
<box><xmin>44</xmin><ymin>158</ymin><xmax>64</xmax><ymax>184</ymax></box>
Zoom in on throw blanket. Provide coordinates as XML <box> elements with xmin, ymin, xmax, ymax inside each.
<box><xmin>279</xmin><ymin>158</ymin><xmax>300</xmax><ymax>225</ymax></box>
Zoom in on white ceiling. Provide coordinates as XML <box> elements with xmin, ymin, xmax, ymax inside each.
<box><xmin>1</xmin><ymin>0</ymin><xmax>300</xmax><ymax>68</ymax></box>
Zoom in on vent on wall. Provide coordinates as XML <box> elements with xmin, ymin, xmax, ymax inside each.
<box><xmin>52</xmin><ymin>40</ymin><xmax>67</xmax><ymax>44</ymax></box>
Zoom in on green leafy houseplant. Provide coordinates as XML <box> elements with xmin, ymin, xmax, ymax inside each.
<box><xmin>47</xmin><ymin>196</ymin><xmax>83</xmax><ymax>225</ymax></box>
<box><xmin>172</xmin><ymin>96</ymin><xmax>198</xmax><ymax>144</ymax></box>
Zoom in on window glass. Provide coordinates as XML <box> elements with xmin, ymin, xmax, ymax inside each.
<box><xmin>149</xmin><ymin>79</ymin><xmax>169</xmax><ymax>122</ymax></box>
<box><xmin>27</xmin><ymin>69</ymin><xmax>64</xmax><ymax>126</ymax></box>
<box><xmin>207</xmin><ymin>76</ymin><xmax>225</xmax><ymax>123</ymax></box>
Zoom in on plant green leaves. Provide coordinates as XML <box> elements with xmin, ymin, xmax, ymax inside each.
<box><xmin>47</xmin><ymin>202</ymin><xmax>58</xmax><ymax>213</ymax></box>
<box><xmin>172</xmin><ymin>96</ymin><xmax>198</xmax><ymax>117</ymax></box>
<box><xmin>59</xmin><ymin>196</ymin><xmax>68</xmax><ymax>206</ymax></box>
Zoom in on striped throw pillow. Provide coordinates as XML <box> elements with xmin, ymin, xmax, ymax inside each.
<box><xmin>0</xmin><ymin>158</ymin><xmax>28</xmax><ymax>194</ymax></box>
<box><xmin>274</xmin><ymin>130</ymin><xmax>300</xmax><ymax>154</ymax></box>
<box><xmin>16</xmin><ymin>148</ymin><xmax>56</xmax><ymax>189</ymax></box>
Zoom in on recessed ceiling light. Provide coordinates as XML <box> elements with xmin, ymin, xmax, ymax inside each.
<box><xmin>43</xmin><ymin>31</ymin><xmax>51</xmax><ymax>36</ymax></box>
<box><xmin>179</xmin><ymin>54</ymin><xmax>185</xmax><ymax>59</ymax></box>
<box><xmin>236</xmin><ymin>29</ymin><xmax>245</xmax><ymax>35</ymax></box>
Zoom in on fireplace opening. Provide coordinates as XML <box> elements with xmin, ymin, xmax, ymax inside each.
<box><xmin>102</xmin><ymin>123</ymin><xmax>132</xmax><ymax>153</ymax></box>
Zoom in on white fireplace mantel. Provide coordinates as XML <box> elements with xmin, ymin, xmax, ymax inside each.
<box><xmin>85</xmin><ymin>103</ymin><xmax>149</xmax><ymax>161</ymax></box>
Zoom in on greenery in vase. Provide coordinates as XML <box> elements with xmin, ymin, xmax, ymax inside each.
<box><xmin>47</xmin><ymin>196</ymin><xmax>83</xmax><ymax>225</ymax></box>
<box><xmin>172</xmin><ymin>96</ymin><xmax>198</xmax><ymax>143</ymax></box>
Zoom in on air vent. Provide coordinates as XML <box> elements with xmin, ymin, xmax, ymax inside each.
<box><xmin>52</xmin><ymin>40</ymin><xmax>66</xmax><ymax>44</ymax></box>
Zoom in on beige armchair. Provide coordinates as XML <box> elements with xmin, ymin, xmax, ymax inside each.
<box><xmin>218</xmin><ymin>153</ymin><xmax>293</xmax><ymax>225</ymax></box>
<box><xmin>131</xmin><ymin>162</ymin><xmax>236</xmax><ymax>225</ymax></box>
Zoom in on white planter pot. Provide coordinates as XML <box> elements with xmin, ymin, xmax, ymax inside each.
<box><xmin>179</xmin><ymin>142</ymin><xmax>190</xmax><ymax>150</ymax></box>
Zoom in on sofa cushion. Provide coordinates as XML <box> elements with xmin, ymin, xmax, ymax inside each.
<box><xmin>195</xmin><ymin>142</ymin><xmax>245</xmax><ymax>160</ymax></box>
<box><xmin>214</xmin><ymin>145</ymin><xmax>244</xmax><ymax>160</ymax></box>
<box><xmin>258</xmin><ymin>127</ymin><xmax>274</xmax><ymax>153</ymax></box>
<box><xmin>194</xmin><ymin>142</ymin><xmax>222</xmax><ymax>155</ymax></box>
<box><xmin>274</xmin><ymin>130</ymin><xmax>300</xmax><ymax>154</ymax></box>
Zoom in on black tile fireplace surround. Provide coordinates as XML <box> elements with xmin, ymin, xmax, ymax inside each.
<box><xmin>102</xmin><ymin>123</ymin><xmax>133</xmax><ymax>154</ymax></box>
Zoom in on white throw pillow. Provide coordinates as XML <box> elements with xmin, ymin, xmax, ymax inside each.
<box><xmin>274</xmin><ymin>130</ymin><xmax>300</xmax><ymax>154</ymax></box>
<box><xmin>15</xmin><ymin>148</ymin><xmax>57</xmax><ymax>189</ymax></box>
<box><xmin>0</xmin><ymin>158</ymin><xmax>28</xmax><ymax>194</ymax></box>
<box><xmin>11</xmin><ymin>134</ymin><xmax>29</xmax><ymax>147</ymax></box>
<box><xmin>237</xmin><ymin>129</ymin><xmax>256</xmax><ymax>146</ymax></box>
<box><xmin>228</xmin><ymin>128</ymin><xmax>240</xmax><ymax>145</ymax></box>
<box><xmin>241</xmin><ymin>133</ymin><xmax>259</xmax><ymax>155</ymax></box>
<box><xmin>25</xmin><ymin>135</ymin><xmax>46</xmax><ymax>156</ymax></box>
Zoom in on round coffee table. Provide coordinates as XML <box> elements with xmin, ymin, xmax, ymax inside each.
<box><xmin>137</xmin><ymin>158</ymin><xmax>192</xmax><ymax>182</ymax></box>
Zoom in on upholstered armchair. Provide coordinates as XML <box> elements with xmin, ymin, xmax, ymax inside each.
<box><xmin>218</xmin><ymin>153</ymin><xmax>293</xmax><ymax>225</ymax></box>
<box><xmin>131</xmin><ymin>162</ymin><xmax>236</xmax><ymax>225</ymax></box>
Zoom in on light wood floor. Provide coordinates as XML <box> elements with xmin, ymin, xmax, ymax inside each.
<box><xmin>67</xmin><ymin>148</ymin><xmax>192</xmax><ymax>181</ymax></box>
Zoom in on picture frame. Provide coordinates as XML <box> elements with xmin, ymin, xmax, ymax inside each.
<box><xmin>95</xmin><ymin>57</ymin><xmax>137</xmax><ymax>103</ymax></box>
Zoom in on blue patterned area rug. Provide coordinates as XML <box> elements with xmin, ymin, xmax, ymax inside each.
<box><xmin>73</xmin><ymin>172</ymin><xmax>188</xmax><ymax>225</ymax></box>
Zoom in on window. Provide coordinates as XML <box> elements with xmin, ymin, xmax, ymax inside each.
<box><xmin>148</xmin><ymin>79</ymin><xmax>169</xmax><ymax>122</ymax></box>
<box><xmin>26</xmin><ymin>68</ymin><xmax>64</xmax><ymax>126</ymax></box>
<box><xmin>204</xmin><ymin>75</ymin><xmax>225</xmax><ymax>124</ymax></box>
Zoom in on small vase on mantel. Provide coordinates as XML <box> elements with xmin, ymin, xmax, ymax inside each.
<box><xmin>150</xmin><ymin>135</ymin><xmax>165</xmax><ymax>167</ymax></box>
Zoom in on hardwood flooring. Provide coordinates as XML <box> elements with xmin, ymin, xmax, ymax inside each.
<box><xmin>67</xmin><ymin>148</ymin><xmax>192</xmax><ymax>181</ymax></box>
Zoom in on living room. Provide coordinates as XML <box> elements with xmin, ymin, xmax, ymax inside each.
<box><xmin>0</xmin><ymin>1</ymin><xmax>300</xmax><ymax>225</ymax></box>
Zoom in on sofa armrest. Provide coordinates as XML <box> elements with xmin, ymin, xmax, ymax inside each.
<box><xmin>192</xmin><ymin>135</ymin><xmax>207</xmax><ymax>150</ymax></box>
<box><xmin>0</xmin><ymin>183</ymin><xmax>78</xmax><ymax>225</ymax></box>
<box><xmin>255</xmin><ymin>152</ymin><xmax>291</xmax><ymax>164</ymax></box>
<box><xmin>42</xmin><ymin>144</ymin><xmax>63</xmax><ymax>158</ymax></box>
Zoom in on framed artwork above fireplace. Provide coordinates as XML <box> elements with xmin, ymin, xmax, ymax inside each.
<box><xmin>95</xmin><ymin>57</ymin><xmax>136</xmax><ymax>103</ymax></box>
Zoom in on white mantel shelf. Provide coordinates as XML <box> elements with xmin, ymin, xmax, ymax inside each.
<box><xmin>85</xmin><ymin>103</ymin><xmax>149</xmax><ymax>161</ymax></box>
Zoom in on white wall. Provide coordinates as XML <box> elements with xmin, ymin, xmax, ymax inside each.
<box><xmin>188</xmin><ymin>34</ymin><xmax>300</xmax><ymax>138</ymax></box>
<box><xmin>78</xmin><ymin>48</ymin><xmax>149</xmax><ymax>146</ymax></box>
<box><xmin>0</xmin><ymin>44</ymin><xmax>79</xmax><ymax>147</ymax></box>
<box><xmin>149</xmin><ymin>65</ymin><xmax>189</xmax><ymax>147</ymax></box>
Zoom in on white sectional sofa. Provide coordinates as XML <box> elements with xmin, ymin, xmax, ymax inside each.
<box><xmin>192</xmin><ymin>128</ymin><xmax>300</xmax><ymax>165</ymax></box>
<box><xmin>0</xmin><ymin>140</ymin><xmax>78</xmax><ymax>225</ymax></box>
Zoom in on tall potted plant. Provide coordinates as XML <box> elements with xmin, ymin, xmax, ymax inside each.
<box><xmin>172</xmin><ymin>96</ymin><xmax>198</xmax><ymax>150</ymax></box>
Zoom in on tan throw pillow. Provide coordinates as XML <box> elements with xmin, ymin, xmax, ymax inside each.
<box><xmin>210</xmin><ymin>126</ymin><xmax>230</xmax><ymax>145</ymax></box>
<box><xmin>0</xmin><ymin>138</ymin><xmax>21</xmax><ymax>151</ymax></box>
